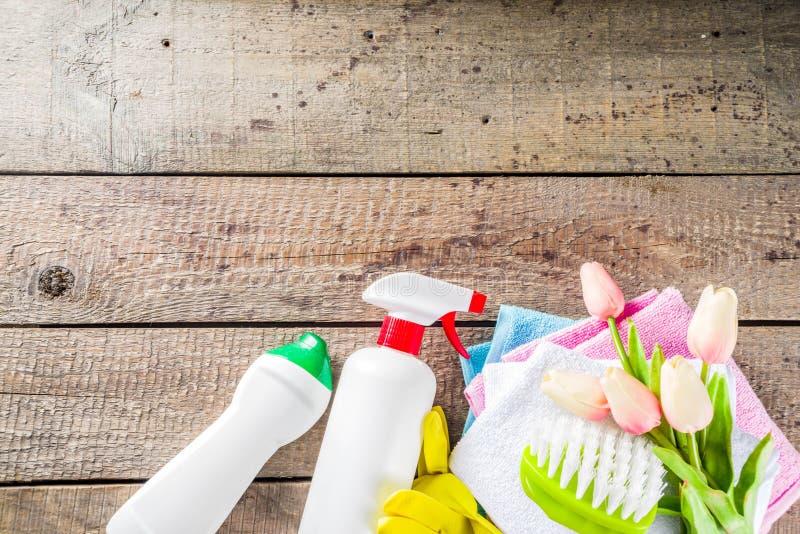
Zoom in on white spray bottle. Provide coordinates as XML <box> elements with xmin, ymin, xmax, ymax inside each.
<box><xmin>298</xmin><ymin>272</ymin><xmax>486</xmax><ymax>534</ymax></box>
<box><xmin>107</xmin><ymin>332</ymin><xmax>333</xmax><ymax>534</ymax></box>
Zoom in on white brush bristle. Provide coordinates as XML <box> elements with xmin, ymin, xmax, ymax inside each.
<box><xmin>576</xmin><ymin>425</ymin><xmax>599</xmax><ymax>499</ymax></box>
<box><xmin>559</xmin><ymin>420</ymin><xmax>585</xmax><ymax>489</ymax></box>
<box><xmin>529</xmin><ymin>415</ymin><xmax>665</xmax><ymax>522</ymax></box>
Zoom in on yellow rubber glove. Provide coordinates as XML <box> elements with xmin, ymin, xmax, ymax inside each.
<box><xmin>377</xmin><ymin>406</ymin><xmax>503</xmax><ymax>534</ymax></box>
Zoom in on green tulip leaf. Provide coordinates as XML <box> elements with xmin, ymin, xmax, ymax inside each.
<box><xmin>680</xmin><ymin>482</ymin><xmax>721</xmax><ymax>534</ymax></box>
<box><xmin>657</xmin><ymin>495</ymin><xmax>682</xmax><ymax>517</ymax></box>
<box><xmin>652</xmin><ymin>447</ymin><xmax>751</xmax><ymax>534</ymax></box>
<box><xmin>701</xmin><ymin>374</ymin><xmax>734</xmax><ymax>493</ymax></box>
<box><xmin>733</xmin><ymin>433</ymin><xmax>774</xmax><ymax>525</ymax></box>
<box><xmin>653</xmin><ymin>446</ymin><xmax>706</xmax><ymax>486</ymax></box>
<box><xmin>675</xmin><ymin>431</ymin><xmax>691</xmax><ymax>460</ymax></box>
<box><xmin>650</xmin><ymin>344</ymin><xmax>665</xmax><ymax>399</ymax></box>
<box><xmin>627</xmin><ymin>319</ymin><xmax>649</xmax><ymax>385</ymax></box>
<box><xmin>660</xmin><ymin>421</ymin><xmax>678</xmax><ymax>448</ymax></box>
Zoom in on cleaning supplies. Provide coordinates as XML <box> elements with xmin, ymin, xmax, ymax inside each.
<box><xmin>107</xmin><ymin>333</ymin><xmax>333</xmax><ymax>534</ymax></box>
<box><xmin>520</xmin><ymin>415</ymin><xmax>665</xmax><ymax>534</ymax></box>
<box><xmin>475</xmin><ymin>287</ymin><xmax>798</xmax><ymax>530</ymax></box>
<box><xmin>451</xmin><ymin>341</ymin><xmax>775</xmax><ymax>533</ymax></box>
<box><xmin>299</xmin><ymin>272</ymin><xmax>486</xmax><ymax>534</ymax></box>
<box><xmin>378</xmin><ymin>407</ymin><xmax>502</xmax><ymax>534</ymax></box>
<box><xmin>461</xmin><ymin>306</ymin><xmax>577</xmax><ymax>432</ymax></box>
<box><xmin>465</xmin><ymin>290</ymin><xmax>658</xmax><ymax>417</ymax></box>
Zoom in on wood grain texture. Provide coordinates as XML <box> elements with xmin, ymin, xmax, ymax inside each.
<box><xmin>0</xmin><ymin>175</ymin><xmax>797</xmax><ymax>323</ymax></box>
<box><xmin>1</xmin><ymin>326</ymin><xmax>798</xmax><ymax>484</ymax></box>
<box><xmin>0</xmin><ymin>0</ymin><xmax>798</xmax><ymax>174</ymax></box>
<box><xmin>0</xmin><ymin>481</ymin><xmax>307</xmax><ymax>534</ymax></box>
<box><xmin>0</xmin><ymin>479</ymin><xmax>798</xmax><ymax>533</ymax></box>
<box><xmin>0</xmin><ymin>327</ymin><xmax>483</xmax><ymax>482</ymax></box>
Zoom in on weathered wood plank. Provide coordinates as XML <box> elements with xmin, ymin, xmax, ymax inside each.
<box><xmin>0</xmin><ymin>0</ymin><xmax>798</xmax><ymax>174</ymax></box>
<box><xmin>0</xmin><ymin>480</ymin><xmax>798</xmax><ymax>533</ymax></box>
<box><xmin>0</xmin><ymin>175</ymin><xmax>797</xmax><ymax>323</ymax></box>
<box><xmin>0</xmin><ymin>481</ymin><xmax>307</xmax><ymax>534</ymax></box>
<box><xmin>1</xmin><ymin>326</ymin><xmax>798</xmax><ymax>484</ymax></box>
<box><xmin>0</xmin><ymin>327</ymin><xmax>482</xmax><ymax>482</ymax></box>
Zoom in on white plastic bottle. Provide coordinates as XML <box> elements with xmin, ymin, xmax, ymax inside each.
<box><xmin>107</xmin><ymin>333</ymin><xmax>333</xmax><ymax>534</ymax></box>
<box><xmin>298</xmin><ymin>273</ymin><xmax>486</xmax><ymax>534</ymax></box>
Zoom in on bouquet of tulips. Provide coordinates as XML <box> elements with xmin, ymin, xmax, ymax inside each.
<box><xmin>541</xmin><ymin>263</ymin><xmax>773</xmax><ymax>534</ymax></box>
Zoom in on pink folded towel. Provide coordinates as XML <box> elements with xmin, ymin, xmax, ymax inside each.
<box><xmin>464</xmin><ymin>287</ymin><xmax>800</xmax><ymax>529</ymax></box>
<box><xmin>504</xmin><ymin>289</ymin><xmax>660</xmax><ymax>363</ymax></box>
<box><xmin>464</xmin><ymin>290</ymin><xmax>658</xmax><ymax>416</ymax></box>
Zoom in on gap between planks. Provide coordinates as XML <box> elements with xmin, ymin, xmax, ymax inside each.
<box><xmin>1</xmin><ymin>319</ymin><xmax>798</xmax><ymax>329</ymax></box>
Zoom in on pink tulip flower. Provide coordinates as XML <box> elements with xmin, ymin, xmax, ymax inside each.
<box><xmin>541</xmin><ymin>369</ymin><xmax>610</xmax><ymax>421</ymax></box>
<box><xmin>600</xmin><ymin>367</ymin><xmax>661</xmax><ymax>435</ymax></box>
<box><xmin>687</xmin><ymin>285</ymin><xmax>738</xmax><ymax>365</ymax></box>
<box><xmin>660</xmin><ymin>356</ymin><xmax>713</xmax><ymax>433</ymax></box>
<box><xmin>580</xmin><ymin>262</ymin><xmax>625</xmax><ymax>321</ymax></box>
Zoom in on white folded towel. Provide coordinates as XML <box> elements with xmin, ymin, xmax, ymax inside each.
<box><xmin>450</xmin><ymin>342</ymin><xmax>776</xmax><ymax>533</ymax></box>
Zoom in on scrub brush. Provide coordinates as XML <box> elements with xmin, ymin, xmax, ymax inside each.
<box><xmin>520</xmin><ymin>415</ymin><xmax>666</xmax><ymax>534</ymax></box>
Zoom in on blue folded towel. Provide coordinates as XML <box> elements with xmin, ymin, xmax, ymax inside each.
<box><xmin>461</xmin><ymin>341</ymin><xmax>491</xmax><ymax>386</ymax></box>
<box><xmin>462</xmin><ymin>305</ymin><xmax>577</xmax><ymax>432</ymax></box>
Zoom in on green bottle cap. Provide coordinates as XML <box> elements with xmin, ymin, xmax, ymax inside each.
<box><xmin>267</xmin><ymin>332</ymin><xmax>333</xmax><ymax>390</ymax></box>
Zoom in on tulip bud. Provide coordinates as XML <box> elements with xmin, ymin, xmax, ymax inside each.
<box><xmin>660</xmin><ymin>356</ymin><xmax>713</xmax><ymax>433</ymax></box>
<box><xmin>600</xmin><ymin>368</ymin><xmax>661</xmax><ymax>435</ymax></box>
<box><xmin>687</xmin><ymin>285</ymin><xmax>738</xmax><ymax>365</ymax></box>
<box><xmin>541</xmin><ymin>369</ymin><xmax>610</xmax><ymax>421</ymax></box>
<box><xmin>580</xmin><ymin>262</ymin><xmax>625</xmax><ymax>321</ymax></box>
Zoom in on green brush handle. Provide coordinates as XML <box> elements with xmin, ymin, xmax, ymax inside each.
<box><xmin>520</xmin><ymin>446</ymin><xmax>657</xmax><ymax>534</ymax></box>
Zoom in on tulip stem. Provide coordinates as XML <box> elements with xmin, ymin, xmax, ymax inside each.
<box><xmin>687</xmin><ymin>432</ymin><xmax>702</xmax><ymax>472</ymax></box>
<box><xmin>606</xmin><ymin>317</ymin><xmax>634</xmax><ymax>376</ymax></box>
<box><xmin>700</xmin><ymin>361</ymin><xmax>710</xmax><ymax>385</ymax></box>
<box><xmin>698</xmin><ymin>362</ymin><xmax>710</xmax><ymax>451</ymax></box>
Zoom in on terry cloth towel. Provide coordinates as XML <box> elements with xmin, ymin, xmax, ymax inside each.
<box><xmin>464</xmin><ymin>290</ymin><xmax>658</xmax><ymax>417</ymax></box>
<box><xmin>461</xmin><ymin>306</ymin><xmax>576</xmax><ymax>432</ymax></box>
<box><xmin>465</xmin><ymin>288</ymin><xmax>800</xmax><ymax>530</ymax></box>
<box><xmin>462</xmin><ymin>342</ymin><xmax>491</xmax><ymax>433</ymax></box>
<box><xmin>451</xmin><ymin>343</ymin><xmax>777</xmax><ymax>534</ymax></box>
<box><xmin>479</xmin><ymin>354</ymin><xmax>777</xmax><ymax>532</ymax></box>
<box><xmin>462</xmin><ymin>342</ymin><xmax>492</xmax><ymax>388</ymax></box>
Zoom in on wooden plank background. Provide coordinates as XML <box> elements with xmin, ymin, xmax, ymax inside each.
<box><xmin>0</xmin><ymin>0</ymin><xmax>798</xmax><ymax>532</ymax></box>
<box><xmin>0</xmin><ymin>324</ymin><xmax>798</xmax><ymax>531</ymax></box>
<box><xmin>1</xmin><ymin>326</ymin><xmax>795</xmax><ymax>483</ymax></box>
<box><xmin>0</xmin><ymin>176</ymin><xmax>797</xmax><ymax>324</ymax></box>
<box><xmin>0</xmin><ymin>0</ymin><xmax>798</xmax><ymax>174</ymax></box>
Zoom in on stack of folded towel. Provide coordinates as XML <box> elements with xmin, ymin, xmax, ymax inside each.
<box><xmin>457</xmin><ymin>288</ymin><xmax>800</xmax><ymax>533</ymax></box>
<box><xmin>461</xmin><ymin>306</ymin><xmax>576</xmax><ymax>431</ymax></box>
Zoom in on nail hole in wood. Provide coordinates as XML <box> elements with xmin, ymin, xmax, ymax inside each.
<box><xmin>38</xmin><ymin>266</ymin><xmax>75</xmax><ymax>299</ymax></box>
<box><xmin>363</xmin><ymin>30</ymin><xmax>375</xmax><ymax>41</ymax></box>
<box><xmin>481</xmin><ymin>115</ymin><xmax>490</xmax><ymax>125</ymax></box>
<box><xmin>712</xmin><ymin>31</ymin><xmax>721</xmax><ymax>38</ymax></box>
<box><xmin>710</xmin><ymin>105</ymin><xmax>718</xmax><ymax>112</ymax></box>
<box><xmin>161</xmin><ymin>39</ymin><xmax>171</xmax><ymax>48</ymax></box>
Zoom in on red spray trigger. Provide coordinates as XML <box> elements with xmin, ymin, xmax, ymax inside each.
<box><xmin>365</xmin><ymin>274</ymin><xmax>487</xmax><ymax>358</ymax></box>
<box><xmin>440</xmin><ymin>291</ymin><xmax>487</xmax><ymax>360</ymax></box>
<box><xmin>441</xmin><ymin>312</ymin><xmax>469</xmax><ymax>359</ymax></box>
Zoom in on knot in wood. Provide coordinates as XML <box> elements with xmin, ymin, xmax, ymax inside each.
<box><xmin>38</xmin><ymin>266</ymin><xmax>75</xmax><ymax>298</ymax></box>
